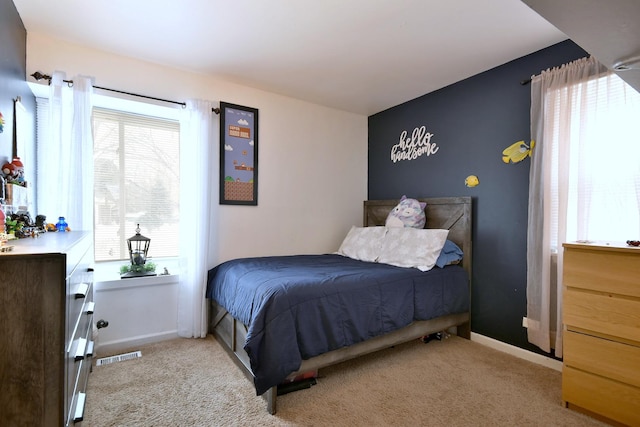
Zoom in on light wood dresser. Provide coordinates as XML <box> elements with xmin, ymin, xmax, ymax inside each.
<box><xmin>0</xmin><ymin>232</ymin><xmax>94</xmax><ymax>426</ymax></box>
<box><xmin>562</xmin><ymin>241</ymin><xmax>640</xmax><ymax>426</ymax></box>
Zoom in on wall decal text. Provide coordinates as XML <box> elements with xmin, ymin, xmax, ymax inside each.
<box><xmin>390</xmin><ymin>126</ymin><xmax>438</xmax><ymax>162</ymax></box>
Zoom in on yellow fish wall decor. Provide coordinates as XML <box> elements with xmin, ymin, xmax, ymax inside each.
<box><xmin>465</xmin><ymin>175</ymin><xmax>479</xmax><ymax>188</ymax></box>
<box><xmin>502</xmin><ymin>140</ymin><xmax>535</xmax><ymax>164</ymax></box>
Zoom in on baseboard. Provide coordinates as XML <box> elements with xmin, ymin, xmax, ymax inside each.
<box><xmin>95</xmin><ymin>331</ymin><xmax>179</xmax><ymax>357</ymax></box>
<box><xmin>470</xmin><ymin>332</ymin><xmax>562</xmax><ymax>372</ymax></box>
<box><xmin>96</xmin><ymin>330</ymin><xmax>562</xmax><ymax>371</ymax></box>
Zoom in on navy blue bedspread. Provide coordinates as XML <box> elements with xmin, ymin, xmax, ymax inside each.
<box><xmin>206</xmin><ymin>254</ymin><xmax>469</xmax><ymax>395</ymax></box>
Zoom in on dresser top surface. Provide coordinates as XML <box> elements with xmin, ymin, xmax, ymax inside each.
<box><xmin>563</xmin><ymin>240</ymin><xmax>640</xmax><ymax>254</ymax></box>
<box><xmin>0</xmin><ymin>231</ymin><xmax>91</xmax><ymax>257</ymax></box>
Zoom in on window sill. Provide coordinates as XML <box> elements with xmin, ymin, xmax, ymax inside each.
<box><xmin>95</xmin><ymin>272</ymin><xmax>179</xmax><ymax>291</ymax></box>
<box><xmin>93</xmin><ymin>257</ymin><xmax>180</xmax><ymax>283</ymax></box>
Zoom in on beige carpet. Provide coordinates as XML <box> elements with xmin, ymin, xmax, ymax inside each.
<box><xmin>84</xmin><ymin>335</ymin><xmax>608</xmax><ymax>426</ymax></box>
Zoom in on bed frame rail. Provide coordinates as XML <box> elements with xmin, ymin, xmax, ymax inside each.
<box><xmin>209</xmin><ymin>298</ymin><xmax>469</xmax><ymax>414</ymax></box>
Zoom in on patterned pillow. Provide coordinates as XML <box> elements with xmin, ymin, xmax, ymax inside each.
<box><xmin>385</xmin><ymin>196</ymin><xmax>427</xmax><ymax>229</ymax></box>
<box><xmin>337</xmin><ymin>226</ymin><xmax>387</xmax><ymax>262</ymax></box>
<box><xmin>378</xmin><ymin>228</ymin><xmax>449</xmax><ymax>271</ymax></box>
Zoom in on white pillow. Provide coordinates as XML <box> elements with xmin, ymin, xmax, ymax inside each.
<box><xmin>378</xmin><ymin>228</ymin><xmax>449</xmax><ymax>271</ymax></box>
<box><xmin>337</xmin><ymin>226</ymin><xmax>387</xmax><ymax>262</ymax></box>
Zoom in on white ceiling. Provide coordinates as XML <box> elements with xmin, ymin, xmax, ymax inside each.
<box><xmin>13</xmin><ymin>0</ymin><xmax>567</xmax><ymax>115</ymax></box>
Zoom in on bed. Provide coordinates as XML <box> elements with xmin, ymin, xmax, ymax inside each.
<box><xmin>206</xmin><ymin>196</ymin><xmax>472</xmax><ymax>414</ymax></box>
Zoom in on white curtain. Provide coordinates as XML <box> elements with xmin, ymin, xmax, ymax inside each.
<box><xmin>526</xmin><ymin>56</ymin><xmax>640</xmax><ymax>357</ymax></box>
<box><xmin>36</xmin><ymin>71</ymin><xmax>94</xmax><ymax>231</ymax></box>
<box><xmin>177</xmin><ymin>100</ymin><xmax>219</xmax><ymax>338</ymax></box>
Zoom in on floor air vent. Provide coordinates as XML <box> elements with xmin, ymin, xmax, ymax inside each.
<box><xmin>96</xmin><ymin>351</ymin><xmax>142</xmax><ymax>366</ymax></box>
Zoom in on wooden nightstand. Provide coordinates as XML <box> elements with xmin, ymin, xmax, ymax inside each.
<box><xmin>562</xmin><ymin>242</ymin><xmax>640</xmax><ymax>426</ymax></box>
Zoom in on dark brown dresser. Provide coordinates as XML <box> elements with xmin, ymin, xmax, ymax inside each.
<box><xmin>0</xmin><ymin>231</ymin><xmax>94</xmax><ymax>426</ymax></box>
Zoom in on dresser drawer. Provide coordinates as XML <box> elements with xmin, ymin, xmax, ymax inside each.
<box><xmin>563</xmin><ymin>246</ymin><xmax>640</xmax><ymax>297</ymax></box>
<box><xmin>564</xmin><ymin>330</ymin><xmax>640</xmax><ymax>388</ymax></box>
<box><xmin>563</xmin><ymin>365</ymin><xmax>640</xmax><ymax>426</ymax></box>
<box><xmin>564</xmin><ymin>287</ymin><xmax>640</xmax><ymax>343</ymax></box>
<box><xmin>67</xmin><ymin>260</ymin><xmax>92</xmax><ymax>335</ymax></box>
<box><xmin>67</xmin><ymin>359</ymin><xmax>91</xmax><ymax>425</ymax></box>
<box><xmin>67</xmin><ymin>346</ymin><xmax>93</xmax><ymax>421</ymax></box>
<box><xmin>67</xmin><ymin>283</ymin><xmax>92</xmax><ymax>346</ymax></box>
<box><xmin>68</xmin><ymin>332</ymin><xmax>93</xmax><ymax>425</ymax></box>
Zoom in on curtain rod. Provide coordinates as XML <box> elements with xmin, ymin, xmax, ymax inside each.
<box><xmin>30</xmin><ymin>71</ymin><xmax>221</xmax><ymax>114</ymax></box>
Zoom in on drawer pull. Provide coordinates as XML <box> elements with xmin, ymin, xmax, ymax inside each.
<box><xmin>87</xmin><ymin>340</ymin><xmax>95</xmax><ymax>357</ymax></box>
<box><xmin>73</xmin><ymin>283</ymin><xmax>89</xmax><ymax>299</ymax></box>
<box><xmin>73</xmin><ymin>392</ymin><xmax>86</xmax><ymax>422</ymax></box>
<box><xmin>85</xmin><ymin>301</ymin><xmax>95</xmax><ymax>314</ymax></box>
<box><xmin>74</xmin><ymin>338</ymin><xmax>87</xmax><ymax>361</ymax></box>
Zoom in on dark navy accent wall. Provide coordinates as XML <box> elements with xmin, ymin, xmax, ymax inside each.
<box><xmin>0</xmin><ymin>0</ymin><xmax>35</xmax><ymax>166</ymax></box>
<box><xmin>368</xmin><ymin>40</ymin><xmax>587</xmax><ymax>355</ymax></box>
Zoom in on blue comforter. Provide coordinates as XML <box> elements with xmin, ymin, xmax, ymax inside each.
<box><xmin>206</xmin><ymin>254</ymin><xmax>469</xmax><ymax>395</ymax></box>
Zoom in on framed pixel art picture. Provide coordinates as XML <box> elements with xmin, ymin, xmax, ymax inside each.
<box><xmin>219</xmin><ymin>102</ymin><xmax>258</xmax><ymax>205</ymax></box>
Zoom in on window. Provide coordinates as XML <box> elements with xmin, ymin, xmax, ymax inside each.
<box><xmin>526</xmin><ymin>58</ymin><xmax>639</xmax><ymax>357</ymax></box>
<box><xmin>92</xmin><ymin>107</ymin><xmax>180</xmax><ymax>261</ymax></box>
<box><xmin>545</xmin><ymin>74</ymin><xmax>640</xmax><ymax>250</ymax></box>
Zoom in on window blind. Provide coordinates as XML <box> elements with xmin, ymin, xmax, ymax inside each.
<box><xmin>93</xmin><ymin>107</ymin><xmax>180</xmax><ymax>261</ymax></box>
<box><xmin>546</xmin><ymin>73</ymin><xmax>640</xmax><ymax>249</ymax></box>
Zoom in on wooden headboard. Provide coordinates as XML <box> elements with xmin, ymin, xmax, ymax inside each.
<box><xmin>363</xmin><ymin>196</ymin><xmax>472</xmax><ymax>278</ymax></box>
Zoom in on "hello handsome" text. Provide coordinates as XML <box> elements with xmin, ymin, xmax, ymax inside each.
<box><xmin>390</xmin><ymin>126</ymin><xmax>439</xmax><ymax>162</ymax></box>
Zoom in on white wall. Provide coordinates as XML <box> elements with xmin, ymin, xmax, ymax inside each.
<box><xmin>93</xmin><ymin>274</ymin><xmax>180</xmax><ymax>356</ymax></box>
<box><xmin>26</xmin><ymin>32</ymin><xmax>368</xmax><ymax>353</ymax></box>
